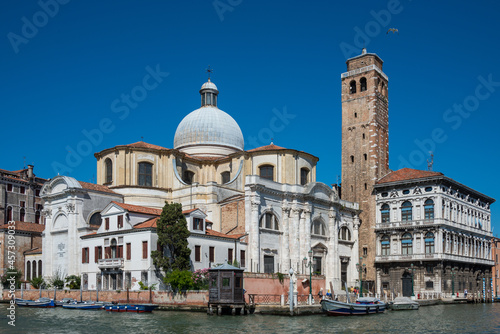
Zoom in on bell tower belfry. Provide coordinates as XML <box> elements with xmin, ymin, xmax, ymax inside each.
<box><xmin>340</xmin><ymin>48</ymin><xmax>389</xmax><ymax>287</ymax></box>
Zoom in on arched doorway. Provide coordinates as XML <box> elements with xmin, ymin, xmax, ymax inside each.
<box><xmin>401</xmin><ymin>271</ymin><xmax>413</xmax><ymax>297</ymax></box>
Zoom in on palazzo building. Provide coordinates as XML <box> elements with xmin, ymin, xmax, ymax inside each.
<box><xmin>373</xmin><ymin>168</ymin><xmax>495</xmax><ymax>298</ymax></box>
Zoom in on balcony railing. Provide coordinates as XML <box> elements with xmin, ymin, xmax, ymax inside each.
<box><xmin>375</xmin><ymin>253</ymin><xmax>494</xmax><ymax>266</ymax></box>
<box><xmin>375</xmin><ymin>218</ymin><xmax>492</xmax><ymax>236</ymax></box>
<box><xmin>98</xmin><ymin>258</ymin><xmax>124</xmax><ymax>269</ymax></box>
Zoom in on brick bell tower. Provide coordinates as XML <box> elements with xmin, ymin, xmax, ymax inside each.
<box><xmin>340</xmin><ymin>48</ymin><xmax>389</xmax><ymax>289</ymax></box>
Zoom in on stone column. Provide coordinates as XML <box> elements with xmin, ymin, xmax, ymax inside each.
<box><xmin>281</xmin><ymin>205</ymin><xmax>290</xmax><ymax>272</ymax></box>
<box><xmin>299</xmin><ymin>210</ymin><xmax>306</xmax><ymax>261</ymax></box>
<box><xmin>291</xmin><ymin>206</ymin><xmax>301</xmax><ymax>272</ymax></box>
<box><xmin>304</xmin><ymin>206</ymin><xmax>312</xmax><ymax>255</ymax></box>
<box><xmin>327</xmin><ymin>208</ymin><xmax>337</xmax><ymax>289</ymax></box>
<box><xmin>250</xmin><ymin>197</ymin><xmax>261</xmax><ymax>272</ymax></box>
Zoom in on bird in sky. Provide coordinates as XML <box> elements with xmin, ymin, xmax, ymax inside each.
<box><xmin>387</xmin><ymin>28</ymin><xmax>399</xmax><ymax>34</ymax></box>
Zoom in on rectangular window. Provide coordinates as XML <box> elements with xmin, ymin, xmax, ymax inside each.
<box><xmin>259</xmin><ymin>165</ymin><xmax>274</xmax><ymax>181</ymax></box>
<box><xmin>20</xmin><ymin>186</ymin><xmax>25</xmax><ymax>194</ymax></box>
<box><xmin>105</xmin><ymin>218</ymin><xmax>110</xmax><ymax>230</ymax></box>
<box><xmin>7</xmin><ymin>184</ymin><xmax>12</xmax><ymax>192</ymax></box>
<box><xmin>193</xmin><ymin>218</ymin><xmax>203</xmax><ymax>231</ymax></box>
<box><xmin>117</xmin><ymin>215</ymin><xmax>123</xmax><ymax>228</ymax></box>
<box><xmin>363</xmin><ymin>247</ymin><xmax>368</xmax><ymax>256</ymax></box>
<box><xmin>195</xmin><ymin>245</ymin><xmax>201</xmax><ymax>262</ymax></box>
<box><xmin>126</xmin><ymin>243</ymin><xmax>131</xmax><ymax>260</ymax></box>
<box><xmin>105</xmin><ymin>246</ymin><xmax>111</xmax><ymax>259</ymax></box>
<box><xmin>142</xmin><ymin>241</ymin><xmax>148</xmax><ymax>259</ymax></box>
<box><xmin>95</xmin><ymin>246</ymin><xmax>102</xmax><ymax>263</ymax></box>
<box><xmin>35</xmin><ymin>189</ymin><xmax>40</xmax><ymax>197</ymax></box>
<box><xmin>381</xmin><ymin>241</ymin><xmax>390</xmax><ymax>256</ymax></box>
<box><xmin>20</xmin><ymin>201</ymin><xmax>25</xmax><ymax>207</ymax></box>
<box><xmin>209</xmin><ymin>246</ymin><xmax>215</xmax><ymax>263</ymax></box>
<box><xmin>138</xmin><ymin>162</ymin><xmax>153</xmax><ymax>187</ymax></box>
<box><xmin>117</xmin><ymin>245</ymin><xmax>123</xmax><ymax>258</ymax></box>
<box><xmin>425</xmin><ymin>281</ymin><xmax>434</xmax><ymax>289</ymax></box>
<box><xmin>426</xmin><ymin>265</ymin><xmax>433</xmax><ymax>274</ymax></box>
<box><xmin>82</xmin><ymin>248</ymin><xmax>89</xmax><ymax>263</ymax></box>
<box><xmin>264</xmin><ymin>255</ymin><xmax>274</xmax><ymax>273</ymax></box>
<box><xmin>228</xmin><ymin>249</ymin><xmax>233</xmax><ymax>263</ymax></box>
<box><xmin>240</xmin><ymin>250</ymin><xmax>246</xmax><ymax>268</ymax></box>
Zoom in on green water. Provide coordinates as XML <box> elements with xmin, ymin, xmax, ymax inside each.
<box><xmin>1</xmin><ymin>303</ymin><xmax>500</xmax><ymax>334</ymax></box>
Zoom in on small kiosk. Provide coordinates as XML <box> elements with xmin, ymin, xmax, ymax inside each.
<box><xmin>207</xmin><ymin>263</ymin><xmax>245</xmax><ymax>315</ymax></box>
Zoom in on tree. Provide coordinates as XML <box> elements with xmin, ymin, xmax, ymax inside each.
<box><xmin>1</xmin><ymin>268</ymin><xmax>22</xmax><ymax>289</ymax></box>
<box><xmin>65</xmin><ymin>275</ymin><xmax>81</xmax><ymax>289</ymax></box>
<box><xmin>30</xmin><ymin>276</ymin><xmax>45</xmax><ymax>289</ymax></box>
<box><xmin>151</xmin><ymin>202</ymin><xmax>191</xmax><ymax>273</ymax></box>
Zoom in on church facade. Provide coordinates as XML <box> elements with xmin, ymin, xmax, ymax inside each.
<box><xmin>38</xmin><ymin>77</ymin><xmax>360</xmax><ymax>292</ymax></box>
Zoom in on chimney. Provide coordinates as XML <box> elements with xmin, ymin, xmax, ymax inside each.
<box><xmin>28</xmin><ymin>165</ymin><xmax>34</xmax><ymax>179</ymax></box>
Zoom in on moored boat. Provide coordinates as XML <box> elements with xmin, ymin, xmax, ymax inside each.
<box><xmin>62</xmin><ymin>301</ymin><xmax>105</xmax><ymax>310</ymax></box>
<box><xmin>389</xmin><ymin>297</ymin><xmax>419</xmax><ymax>310</ymax></box>
<box><xmin>15</xmin><ymin>297</ymin><xmax>55</xmax><ymax>308</ymax></box>
<box><xmin>55</xmin><ymin>298</ymin><xmax>76</xmax><ymax>306</ymax></box>
<box><xmin>320</xmin><ymin>297</ymin><xmax>387</xmax><ymax>316</ymax></box>
<box><xmin>104</xmin><ymin>304</ymin><xmax>159</xmax><ymax>313</ymax></box>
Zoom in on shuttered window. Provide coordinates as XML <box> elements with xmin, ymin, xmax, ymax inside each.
<box><xmin>142</xmin><ymin>241</ymin><xmax>148</xmax><ymax>259</ymax></box>
<box><xmin>118</xmin><ymin>215</ymin><xmax>123</xmax><ymax>228</ymax></box>
<box><xmin>105</xmin><ymin>218</ymin><xmax>110</xmax><ymax>230</ymax></box>
<box><xmin>118</xmin><ymin>245</ymin><xmax>123</xmax><ymax>258</ymax></box>
<box><xmin>126</xmin><ymin>243</ymin><xmax>131</xmax><ymax>260</ymax></box>
<box><xmin>209</xmin><ymin>247</ymin><xmax>215</xmax><ymax>263</ymax></box>
<box><xmin>195</xmin><ymin>246</ymin><xmax>201</xmax><ymax>262</ymax></box>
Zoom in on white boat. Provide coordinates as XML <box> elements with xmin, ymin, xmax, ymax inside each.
<box><xmin>320</xmin><ymin>297</ymin><xmax>388</xmax><ymax>316</ymax></box>
<box><xmin>389</xmin><ymin>297</ymin><xmax>419</xmax><ymax>310</ymax></box>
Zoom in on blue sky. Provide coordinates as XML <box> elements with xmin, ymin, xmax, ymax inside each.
<box><xmin>1</xmin><ymin>0</ymin><xmax>500</xmax><ymax>233</ymax></box>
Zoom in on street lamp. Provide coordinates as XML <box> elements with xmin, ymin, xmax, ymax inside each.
<box><xmin>410</xmin><ymin>263</ymin><xmax>415</xmax><ymax>297</ymax></box>
<box><xmin>303</xmin><ymin>249</ymin><xmax>314</xmax><ymax>304</ymax></box>
<box><xmin>356</xmin><ymin>257</ymin><xmax>366</xmax><ymax>296</ymax></box>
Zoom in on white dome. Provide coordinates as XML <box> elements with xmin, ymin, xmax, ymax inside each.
<box><xmin>201</xmin><ymin>80</ymin><xmax>218</xmax><ymax>91</ymax></box>
<box><xmin>174</xmin><ymin>106</ymin><xmax>244</xmax><ymax>156</ymax></box>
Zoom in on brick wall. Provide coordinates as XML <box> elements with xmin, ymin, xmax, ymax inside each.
<box><xmin>220</xmin><ymin>198</ymin><xmax>245</xmax><ymax>235</ymax></box>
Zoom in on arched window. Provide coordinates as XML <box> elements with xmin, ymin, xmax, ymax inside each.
<box><xmin>138</xmin><ymin>162</ymin><xmax>153</xmax><ymax>187</ymax></box>
<box><xmin>111</xmin><ymin>239</ymin><xmax>117</xmax><ymax>258</ymax></box>
<box><xmin>425</xmin><ymin>232</ymin><xmax>435</xmax><ymax>254</ymax></box>
<box><xmin>401</xmin><ymin>201</ymin><xmax>412</xmax><ymax>222</ymax></box>
<box><xmin>300</xmin><ymin>168</ymin><xmax>309</xmax><ymax>186</ymax></box>
<box><xmin>381</xmin><ymin>204</ymin><xmax>390</xmax><ymax>223</ymax></box>
<box><xmin>32</xmin><ymin>261</ymin><xmax>37</xmax><ymax>278</ymax></box>
<box><xmin>89</xmin><ymin>212</ymin><xmax>102</xmax><ymax>227</ymax></box>
<box><xmin>221</xmin><ymin>171</ymin><xmax>230</xmax><ymax>184</ymax></box>
<box><xmin>401</xmin><ymin>233</ymin><xmax>413</xmax><ymax>255</ymax></box>
<box><xmin>424</xmin><ymin>199</ymin><xmax>434</xmax><ymax>221</ymax></box>
<box><xmin>349</xmin><ymin>80</ymin><xmax>356</xmax><ymax>94</ymax></box>
<box><xmin>311</xmin><ymin>220</ymin><xmax>326</xmax><ymax>236</ymax></box>
<box><xmin>360</xmin><ymin>77</ymin><xmax>367</xmax><ymax>92</ymax></box>
<box><xmin>105</xmin><ymin>158</ymin><xmax>113</xmax><ymax>184</ymax></box>
<box><xmin>259</xmin><ymin>212</ymin><xmax>279</xmax><ymax>230</ymax></box>
<box><xmin>183</xmin><ymin>170</ymin><xmax>195</xmax><ymax>185</ymax></box>
<box><xmin>20</xmin><ymin>208</ymin><xmax>25</xmax><ymax>222</ymax></box>
<box><xmin>259</xmin><ymin>165</ymin><xmax>274</xmax><ymax>181</ymax></box>
<box><xmin>7</xmin><ymin>206</ymin><xmax>12</xmax><ymax>222</ymax></box>
<box><xmin>26</xmin><ymin>261</ymin><xmax>31</xmax><ymax>280</ymax></box>
<box><xmin>38</xmin><ymin>260</ymin><xmax>42</xmax><ymax>277</ymax></box>
<box><xmin>381</xmin><ymin>235</ymin><xmax>390</xmax><ymax>255</ymax></box>
<box><xmin>339</xmin><ymin>226</ymin><xmax>351</xmax><ymax>241</ymax></box>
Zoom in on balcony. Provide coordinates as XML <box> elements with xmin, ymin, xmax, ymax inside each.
<box><xmin>375</xmin><ymin>218</ymin><xmax>493</xmax><ymax>236</ymax></box>
<box><xmin>98</xmin><ymin>258</ymin><xmax>124</xmax><ymax>269</ymax></box>
<box><xmin>375</xmin><ymin>253</ymin><xmax>494</xmax><ymax>266</ymax></box>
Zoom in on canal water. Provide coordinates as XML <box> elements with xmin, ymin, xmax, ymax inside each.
<box><xmin>1</xmin><ymin>303</ymin><xmax>500</xmax><ymax>334</ymax></box>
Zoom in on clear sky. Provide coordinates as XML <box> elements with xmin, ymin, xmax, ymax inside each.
<box><xmin>2</xmin><ymin>0</ymin><xmax>499</xmax><ymax>233</ymax></box>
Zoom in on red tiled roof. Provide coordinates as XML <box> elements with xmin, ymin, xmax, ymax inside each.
<box><xmin>0</xmin><ymin>222</ymin><xmax>45</xmax><ymax>233</ymax></box>
<box><xmin>79</xmin><ymin>181</ymin><xmax>116</xmax><ymax>194</ymax></box>
<box><xmin>24</xmin><ymin>248</ymin><xmax>42</xmax><ymax>255</ymax></box>
<box><xmin>377</xmin><ymin>168</ymin><xmax>443</xmax><ymax>184</ymax></box>
<box><xmin>182</xmin><ymin>208</ymin><xmax>199</xmax><ymax>215</ymax></box>
<box><xmin>112</xmin><ymin>201</ymin><xmax>163</xmax><ymax>215</ymax></box>
<box><xmin>125</xmin><ymin>141</ymin><xmax>168</xmax><ymax>150</ymax></box>
<box><xmin>134</xmin><ymin>217</ymin><xmax>159</xmax><ymax>229</ymax></box>
<box><xmin>206</xmin><ymin>229</ymin><xmax>245</xmax><ymax>239</ymax></box>
<box><xmin>247</xmin><ymin>144</ymin><xmax>286</xmax><ymax>152</ymax></box>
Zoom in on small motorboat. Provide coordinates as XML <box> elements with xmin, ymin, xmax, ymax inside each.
<box><xmin>55</xmin><ymin>298</ymin><xmax>76</xmax><ymax>306</ymax></box>
<box><xmin>15</xmin><ymin>297</ymin><xmax>55</xmax><ymax>308</ymax></box>
<box><xmin>62</xmin><ymin>301</ymin><xmax>105</xmax><ymax>310</ymax></box>
<box><xmin>321</xmin><ymin>297</ymin><xmax>387</xmax><ymax>316</ymax></box>
<box><xmin>104</xmin><ymin>304</ymin><xmax>159</xmax><ymax>313</ymax></box>
<box><xmin>389</xmin><ymin>297</ymin><xmax>419</xmax><ymax>310</ymax></box>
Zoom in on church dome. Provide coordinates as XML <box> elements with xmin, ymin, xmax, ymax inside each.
<box><xmin>173</xmin><ymin>79</ymin><xmax>244</xmax><ymax>157</ymax></box>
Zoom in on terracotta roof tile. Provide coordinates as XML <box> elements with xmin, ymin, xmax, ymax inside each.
<box><xmin>205</xmin><ymin>229</ymin><xmax>245</xmax><ymax>240</ymax></box>
<box><xmin>182</xmin><ymin>208</ymin><xmax>199</xmax><ymax>215</ymax></box>
<box><xmin>112</xmin><ymin>201</ymin><xmax>163</xmax><ymax>215</ymax></box>
<box><xmin>0</xmin><ymin>222</ymin><xmax>45</xmax><ymax>233</ymax></box>
<box><xmin>247</xmin><ymin>144</ymin><xmax>286</xmax><ymax>152</ymax></box>
<box><xmin>78</xmin><ymin>181</ymin><xmax>116</xmax><ymax>194</ymax></box>
<box><xmin>377</xmin><ymin>168</ymin><xmax>443</xmax><ymax>184</ymax></box>
<box><xmin>125</xmin><ymin>141</ymin><xmax>168</xmax><ymax>150</ymax></box>
<box><xmin>24</xmin><ymin>248</ymin><xmax>42</xmax><ymax>255</ymax></box>
<box><xmin>134</xmin><ymin>217</ymin><xmax>159</xmax><ymax>229</ymax></box>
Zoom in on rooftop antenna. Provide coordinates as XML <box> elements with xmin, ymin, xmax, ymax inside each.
<box><xmin>141</xmin><ymin>136</ymin><xmax>144</xmax><ymax>141</ymax></box>
<box><xmin>206</xmin><ymin>65</ymin><xmax>214</xmax><ymax>79</ymax></box>
<box><xmin>23</xmin><ymin>156</ymin><xmax>26</xmax><ymax>169</ymax></box>
<box><xmin>427</xmin><ymin>151</ymin><xmax>434</xmax><ymax>171</ymax></box>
